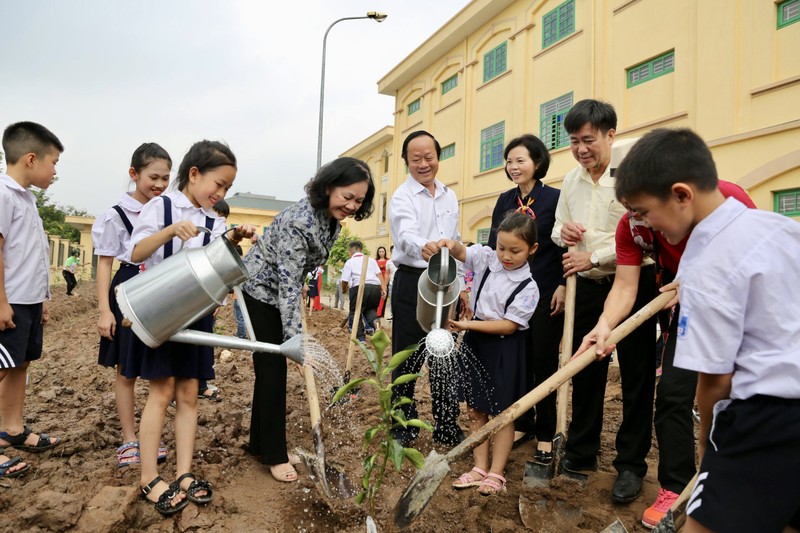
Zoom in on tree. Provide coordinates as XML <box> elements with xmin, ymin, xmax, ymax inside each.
<box><xmin>326</xmin><ymin>227</ymin><xmax>370</xmax><ymax>267</ymax></box>
<box><xmin>33</xmin><ymin>178</ymin><xmax>88</xmax><ymax>241</ymax></box>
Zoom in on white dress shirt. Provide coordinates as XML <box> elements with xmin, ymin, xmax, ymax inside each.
<box><xmin>0</xmin><ymin>173</ymin><xmax>50</xmax><ymax>303</ymax></box>
<box><xmin>341</xmin><ymin>253</ymin><xmax>383</xmax><ymax>288</ymax></box>
<box><xmin>92</xmin><ymin>192</ymin><xmax>145</xmax><ymax>262</ymax></box>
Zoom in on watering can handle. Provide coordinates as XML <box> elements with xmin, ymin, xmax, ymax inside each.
<box><xmin>438</xmin><ymin>247</ymin><xmax>450</xmax><ymax>285</ymax></box>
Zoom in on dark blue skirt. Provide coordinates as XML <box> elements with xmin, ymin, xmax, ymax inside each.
<box><xmin>98</xmin><ymin>264</ymin><xmax>140</xmax><ymax>368</ymax></box>
<box><xmin>463</xmin><ymin>327</ymin><xmax>527</xmax><ymax>416</ymax></box>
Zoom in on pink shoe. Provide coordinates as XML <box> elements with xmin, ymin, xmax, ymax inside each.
<box><xmin>642</xmin><ymin>487</ymin><xmax>679</xmax><ymax>528</ymax></box>
<box><xmin>478</xmin><ymin>472</ymin><xmax>506</xmax><ymax>496</ymax></box>
<box><xmin>452</xmin><ymin>466</ymin><xmax>487</xmax><ymax>489</ymax></box>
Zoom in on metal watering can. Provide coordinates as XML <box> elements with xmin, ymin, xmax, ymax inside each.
<box><xmin>416</xmin><ymin>247</ymin><xmax>459</xmax><ymax>357</ymax></box>
<box><xmin>115</xmin><ymin>229</ymin><xmax>304</xmax><ymax>364</ymax></box>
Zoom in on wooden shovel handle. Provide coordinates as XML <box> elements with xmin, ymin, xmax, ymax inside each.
<box><xmin>444</xmin><ymin>289</ymin><xmax>676</xmax><ymax>461</ymax></box>
<box><xmin>300</xmin><ymin>304</ymin><xmax>322</xmax><ymax>427</ymax></box>
<box><xmin>345</xmin><ymin>253</ymin><xmax>370</xmax><ymax>373</ymax></box>
<box><xmin>555</xmin><ymin>245</ymin><xmax>578</xmax><ymax>434</ymax></box>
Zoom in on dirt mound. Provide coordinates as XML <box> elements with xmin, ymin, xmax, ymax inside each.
<box><xmin>1</xmin><ymin>284</ymin><xmax>662</xmax><ymax>532</ymax></box>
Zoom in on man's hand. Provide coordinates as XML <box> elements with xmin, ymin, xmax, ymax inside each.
<box><xmin>560</xmin><ymin>222</ymin><xmax>586</xmax><ymax>246</ymax></box>
<box><xmin>0</xmin><ymin>302</ymin><xmax>15</xmax><ymax>331</ymax></box>
<box><xmin>550</xmin><ymin>285</ymin><xmax>566</xmax><ymax>316</ymax></box>
<box><xmin>575</xmin><ymin>317</ymin><xmax>615</xmax><ymax>361</ymax></box>
<box><xmin>659</xmin><ymin>280</ymin><xmax>680</xmax><ymax>309</ymax></box>
<box><xmin>562</xmin><ymin>250</ymin><xmax>593</xmax><ymax>277</ymax></box>
<box><xmin>421</xmin><ymin>241</ymin><xmax>441</xmax><ymax>262</ymax></box>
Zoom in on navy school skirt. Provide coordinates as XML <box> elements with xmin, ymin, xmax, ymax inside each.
<box><xmin>98</xmin><ymin>263</ymin><xmax>140</xmax><ymax>368</ymax></box>
<box><xmin>462</xmin><ymin>326</ymin><xmax>527</xmax><ymax>416</ymax></box>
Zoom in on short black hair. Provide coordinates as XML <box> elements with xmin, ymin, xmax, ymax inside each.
<box><xmin>212</xmin><ymin>198</ymin><xmax>230</xmax><ymax>217</ymax></box>
<box><xmin>2</xmin><ymin>121</ymin><xmax>64</xmax><ymax>164</ymax></box>
<box><xmin>305</xmin><ymin>157</ymin><xmax>375</xmax><ymax>221</ymax></box>
<box><xmin>503</xmin><ymin>134</ymin><xmax>551</xmax><ymax>182</ymax></box>
<box><xmin>497</xmin><ymin>210</ymin><xmax>538</xmax><ymax>248</ymax></box>
<box><xmin>563</xmin><ymin>99</ymin><xmax>617</xmax><ymax>135</ymax></box>
<box><xmin>401</xmin><ymin>130</ymin><xmax>441</xmax><ymax>165</ymax></box>
<box><xmin>348</xmin><ymin>240</ymin><xmax>363</xmax><ymax>251</ymax></box>
<box><xmin>130</xmin><ymin>142</ymin><xmax>172</xmax><ymax>174</ymax></box>
<box><xmin>615</xmin><ymin>128</ymin><xmax>719</xmax><ymax>202</ymax></box>
<box><xmin>175</xmin><ymin>140</ymin><xmax>236</xmax><ymax>191</ymax></box>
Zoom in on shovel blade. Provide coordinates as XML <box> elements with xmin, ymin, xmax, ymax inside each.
<box><xmin>651</xmin><ymin>510</ymin><xmax>677</xmax><ymax>533</ymax></box>
<box><xmin>523</xmin><ymin>460</ymin><xmax>554</xmax><ymax>488</ymax></box>
<box><xmin>295</xmin><ymin>446</ymin><xmax>357</xmax><ymax>501</ymax></box>
<box><xmin>600</xmin><ymin>518</ymin><xmax>629</xmax><ymax>533</ymax></box>
<box><xmin>392</xmin><ymin>451</ymin><xmax>450</xmax><ymax>529</ymax></box>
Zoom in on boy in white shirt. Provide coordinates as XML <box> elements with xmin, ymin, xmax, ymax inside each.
<box><xmin>614</xmin><ymin>128</ymin><xmax>800</xmax><ymax>533</ymax></box>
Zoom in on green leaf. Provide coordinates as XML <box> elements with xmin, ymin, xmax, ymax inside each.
<box><xmin>364</xmin><ymin>427</ymin><xmax>381</xmax><ymax>445</ymax></box>
<box><xmin>390</xmin><ymin>373</ymin><xmax>422</xmax><ymax>388</ymax></box>
<box><xmin>406</xmin><ymin>419</ymin><xmax>434</xmax><ymax>432</ymax></box>
<box><xmin>391</xmin><ymin>410</ymin><xmax>408</xmax><ymax>428</ymax></box>
<box><xmin>378</xmin><ymin>388</ymin><xmax>392</xmax><ymax>410</ymax></box>
<box><xmin>369</xmin><ymin>330</ymin><xmax>390</xmax><ymax>369</ymax></box>
<box><xmin>356</xmin><ymin>339</ymin><xmax>378</xmax><ymax>374</ymax></box>
<box><xmin>403</xmin><ymin>447</ymin><xmax>426</xmax><ymax>469</ymax></box>
<box><xmin>385</xmin><ymin>345</ymin><xmax>419</xmax><ymax>374</ymax></box>
<box><xmin>355</xmin><ymin>492</ymin><xmax>366</xmax><ymax>505</ymax></box>
<box><xmin>389</xmin><ymin>438</ymin><xmax>404</xmax><ymax>470</ymax></box>
<box><xmin>331</xmin><ymin>378</ymin><xmax>368</xmax><ymax>404</ymax></box>
<box><xmin>391</xmin><ymin>396</ymin><xmax>413</xmax><ymax>409</ymax></box>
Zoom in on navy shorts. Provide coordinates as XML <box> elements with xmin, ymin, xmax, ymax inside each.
<box><xmin>687</xmin><ymin>395</ymin><xmax>800</xmax><ymax>532</ymax></box>
<box><xmin>0</xmin><ymin>303</ymin><xmax>44</xmax><ymax>369</ymax></box>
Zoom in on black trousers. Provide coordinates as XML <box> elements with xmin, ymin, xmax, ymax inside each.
<box><xmin>62</xmin><ymin>270</ymin><xmax>77</xmax><ymax>295</ymax></box>
<box><xmin>516</xmin><ymin>292</ymin><xmax>563</xmax><ymax>442</ymax></box>
<box><xmin>243</xmin><ymin>292</ymin><xmax>288</xmax><ymax>465</ymax></box>
<box><xmin>655</xmin><ymin>303</ymin><xmax>698</xmax><ymax>493</ymax></box>
<box><xmin>348</xmin><ymin>284</ymin><xmax>381</xmax><ymax>338</ymax></box>
<box><xmin>566</xmin><ymin>266</ymin><xmax>657</xmax><ymax>477</ymax></box>
<box><xmin>390</xmin><ymin>268</ymin><xmax>460</xmax><ymax>437</ymax></box>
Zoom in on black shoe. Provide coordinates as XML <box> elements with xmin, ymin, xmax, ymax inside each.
<box><xmin>611</xmin><ymin>470</ymin><xmax>643</xmax><ymax>503</ymax></box>
<box><xmin>432</xmin><ymin>425</ymin><xmax>466</xmax><ymax>446</ymax></box>
<box><xmin>562</xmin><ymin>457</ymin><xmax>598</xmax><ymax>473</ymax></box>
<box><xmin>534</xmin><ymin>448</ymin><xmax>554</xmax><ymax>464</ymax></box>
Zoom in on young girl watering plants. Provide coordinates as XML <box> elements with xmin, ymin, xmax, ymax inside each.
<box><xmin>439</xmin><ymin>210</ymin><xmax>539</xmax><ymax>495</ymax></box>
<box><xmin>93</xmin><ymin>142</ymin><xmax>171</xmax><ymax>469</ymax></box>
<box><xmin>127</xmin><ymin>140</ymin><xmax>255</xmax><ymax>516</ymax></box>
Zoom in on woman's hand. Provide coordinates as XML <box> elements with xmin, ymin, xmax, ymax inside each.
<box><xmin>98</xmin><ymin>309</ymin><xmax>116</xmax><ymax>340</ymax></box>
<box><xmin>232</xmin><ymin>224</ymin><xmax>257</xmax><ymax>242</ymax></box>
<box><xmin>171</xmin><ymin>220</ymin><xmax>200</xmax><ymax>242</ymax></box>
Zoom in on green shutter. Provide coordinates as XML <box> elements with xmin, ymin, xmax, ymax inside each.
<box><xmin>543</xmin><ymin>0</ymin><xmax>576</xmax><ymax>48</ymax></box>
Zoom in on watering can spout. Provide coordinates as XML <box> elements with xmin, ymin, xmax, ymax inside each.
<box><xmin>280</xmin><ymin>334</ymin><xmax>305</xmax><ymax>365</ymax></box>
<box><xmin>167</xmin><ymin>330</ymin><xmax>304</xmax><ymax>365</ymax></box>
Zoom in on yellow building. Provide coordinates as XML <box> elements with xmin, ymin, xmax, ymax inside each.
<box><xmin>344</xmin><ymin>0</ymin><xmax>800</xmax><ymax>246</ymax></box>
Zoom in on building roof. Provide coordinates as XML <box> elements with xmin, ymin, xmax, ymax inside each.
<box><xmin>226</xmin><ymin>192</ymin><xmax>295</xmax><ymax>212</ymax></box>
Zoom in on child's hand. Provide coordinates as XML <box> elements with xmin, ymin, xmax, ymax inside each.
<box><xmin>447</xmin><ymin>319</ymin><xmax>468</xmax><ymax>332</ymax></box>
<box><xmin>171</xmin><ymin>220</ymin><xmax>200</xmax><ymax>242</ymax></box>
<box><xmin>41</xmin><ymin>302</ymin><xmax>49</xmax><ymax>324</ymax></box>
<box><xmin>98</xmin><ymin>309</ymin><xmax>116</xmax><ymax>340</ymax></box>
<box><xmin>0</xmin><ymin>302</ymin><xmax>15</xmax><ymax>331</ymax></box>
<box><xmin>232</xmin><ymin>224</ymin><xmax>257</xmax><ymax>242</ymax></box>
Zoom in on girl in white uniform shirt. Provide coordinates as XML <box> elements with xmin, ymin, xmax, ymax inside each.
<box><xmin>441</xmin><ymin>211</ymin><xmax>540</xmax><ymax>496</ymax></box>
<box><xmin>92</xmin><ymin>143</ymin><xmax>171</xmax><ymax>469</ymax></box>
<box><xmin>128</xmin><ymin>140</ymin><xmax>254</xmax><ymax>517</ymax></box>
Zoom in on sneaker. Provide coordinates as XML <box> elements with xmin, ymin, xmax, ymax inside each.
<box><xmin>642</xmin><ymin>488</ymin><xmax>679</xmax><ymax>528</ymax></box>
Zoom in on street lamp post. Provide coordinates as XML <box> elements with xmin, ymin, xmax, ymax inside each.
<box><xmin>316</xmin><ymin>11</ymin><xmax>387</xmax><ymax>170</ymax></box>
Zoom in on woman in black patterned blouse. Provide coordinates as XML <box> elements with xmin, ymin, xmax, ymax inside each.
<box><xmin>241</xmin><ymin>157</ymin><xmax>375</xmax><ymax>482</ymax></box>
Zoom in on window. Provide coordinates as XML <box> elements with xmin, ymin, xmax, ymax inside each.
<box><xmin>408</xmin><ymin>98</ymin><xmax>420</xmax><ymax>115</ymax></box>
<box><xmin>540</xmin><ymin>92</ymin><xmax>573</xmax><ymax>150</ymax></box>
<box><xmin>483</xmin><ymin>42</ymin><xmax>508</xmax><ymax>83</ymax></box>
<box><xmin>441</xmin><ymin>143</ymin><xmax>455</xmax><ymax>161</ymax></box>
<box><xmin>380</xmin><ymin>193</ymin><xmax>388</xmax><ymax>223</ymax></box>
<box><xmin>627</xmin><ymin>51</ymin><xmax>675</xmax><ymax>87</ymax></box>
<box><xmin>775</xmin><ymin>188</ymin><xmax>800</xmax><ymax>216</ymax></box>
<box><xmin>441</xmin><ymin>74</ymin><xmax>458</xmax><ymax>95</ymax></box>
<box><xmin>477</xmin><ymin>228</ymin><xmax>491</xmax><ymax>245</ymax></box>
<box><xmin>778</xmin><ymin>0</ymin><xmax>800</xmax><ymax>28</ymax></box>
<box><xmin>480</xmin><ymin>122</ymin><xmax>505</xmax><ymax>172</ymax></box>
<box><xmin>543</xmin><ymin>0</ymin><xmax>575</xmax><ymax>48</ymax></box>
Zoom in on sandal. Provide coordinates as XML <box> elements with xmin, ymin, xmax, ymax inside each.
<box><xmin>176</xmin><ymin>473</ymin><xmax>213</xmax><ymax>504</ymax></box>
<box><xmin>269</xmin><ymin>463</ymin><xmax>297</xmax><ymax>483</ymax></box>
<box><xmin>158</xmin><ymin>442</ymin><xmax>169</xmax><ymax>463</ymax></box>
<box><xmin>287</xmin><ymin>452</ymin><xmax>301</xmax><ymax>466</ymax></box>
<box><xmin>0</xmin><ymin>426</ymin><xmax>60</xmax><ymax>453</ymax></box>
<box><xmin>140</xmin><ymin>476</ymin><xmax>188</xmax><ymax>517</ymax></box>
<box><xmin>452</xmin><ymin>467</ymin><xmax>487</xmax><ymax>489</ymax></box>
<box><xmin>116</xmin><ymin>441</ymin><xmax>140</xmax><ymax>468</ymax></box>
<box><xmin>199</xmin><ymin>386</ymin><xmax>222</xmax><ymax>402</ymax></box>
<box><xmin>0</xmin><ymin>448</ymin><xmax>30</xmax><ymax>479</ymax></box>
<box><xmin>478</xmin><ymin>473</ymin><xmax>507</xmax><ymax>496</ymax></box>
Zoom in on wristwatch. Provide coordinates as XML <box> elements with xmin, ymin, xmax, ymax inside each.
<box><xmin>590</xmin><ymin>252</ymin><xmax>600</xmax><ymax>268</ymax></box>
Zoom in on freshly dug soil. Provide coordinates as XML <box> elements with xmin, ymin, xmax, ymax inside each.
<box><xmin>0</xmin><ymin>283</ymin><xmax>668</xmax><ymax>532</ymax></box>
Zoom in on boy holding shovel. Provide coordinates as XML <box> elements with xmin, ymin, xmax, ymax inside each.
<box><xmin>613</xmin><ymin>128</ymin><xmax>800</xmax><ymax>533</ymax></box>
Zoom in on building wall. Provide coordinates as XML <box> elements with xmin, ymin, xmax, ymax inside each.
<box><xmin>372</xmin><ymin>0</ymin><xmax>800</xmax><ymax>246</ymax></box>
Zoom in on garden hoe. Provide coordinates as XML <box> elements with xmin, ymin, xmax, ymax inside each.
<box><xmin>295</xmin><ymin>304</ymin><xmax>357</xmax><ymax>501</ymax></box>
<box><xmin>392</xmin><ymin>290</ymin><xmax>676</xmax><ymax>529</ymax></box>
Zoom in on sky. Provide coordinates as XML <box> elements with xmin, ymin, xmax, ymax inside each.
<box><xmin>0</xmin><ymin>0</ymin><xmax>468</xmax><ymax>216</ymax></box>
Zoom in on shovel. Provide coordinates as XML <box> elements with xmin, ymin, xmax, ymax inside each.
<box><xmin>392</xmin><ymin>289</ymin><xmax>676</xmax><ymax>529</ymax></box>
<box><xmin>295</xmin><ymin>304</ymin><xmax>358</xmax><ymax>501</ymax></box>
<box><xmin>524</xmin><ymin>246</ymin><xmax>579</xmax><ymax>487</ymax></box>
<box><xmin>343</xmin><ymin>252</ymin><xmax>371</xmax><ymax>384</ymax></box>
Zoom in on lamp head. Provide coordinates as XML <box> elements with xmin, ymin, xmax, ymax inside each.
<box><xmin>367</xmin><ymin>11</ymin><xmax>388</xmax><ymax>22</ymax></box>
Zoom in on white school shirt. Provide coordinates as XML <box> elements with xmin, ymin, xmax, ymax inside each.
<box><xmin>385</xmin><ymin>259</ymin><xmax>397</xmax><ymax>285</ymax></box>
<box><xmin>551</xmin><ymin>164</ymin><xmax>630</xmax><ymax>278</ymax></box>
<box><xmin>674</xmin><ymin>198</ymin><xmax>800</xmax><ymax>400</ymax></box>
<box><xmin>465</xmin><ymin>245</ymin><xmax>539</xmax><ymax>330</ymax></box>
<box><xmin>0</xmin><ymin>173</ymin><xmax>50</xmax><ymax>303</ymax></box>
<box><xmin>341</xmin><ymin>253</ymin><xmax>382</xmax><ymax>288</ymax></box>
<box><xmin>91</xmin><ymin>192</ymin><xmax>145</xmax><ymax>262</ymax></box>
<box><xmin>128</xmin><ymin>190</ymin><xmax>226</xmax><ymax>269</ymax></box>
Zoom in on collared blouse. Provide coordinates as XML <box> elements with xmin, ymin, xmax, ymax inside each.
<box><xmin>241</xmin><ymin>197</ymin><xmax>340</xmax><ymax>340</ymax></box>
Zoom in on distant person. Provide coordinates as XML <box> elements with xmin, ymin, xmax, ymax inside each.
<box><xmin>613</xmin><ymin>128</ymin><xmax>800</xmax><ymax>533</ymax></box>
<box><xmin>62</xmin><ymin>249</ymin><xmax>81</xmax><ymax>295</ymax></box>
<box><xmin>375</xmin><ymin>246</ymin><xmax>389</xmax><ymax>317</ymax></box>
<box><xmin>552</xmin><ymin>100</ymin><xmax>657</xmax><ymax>504</ymax></box>
<box><xmin>388</xmin><ymin>130</ymin><xmax>467</xmax><ymax>447</ymax></box>
<box><xmin>329</xmin><ymin>263</ymin><xmax>345</xmax><ymax>310</ymax></box>
<box><xmin>0</xmin><ymin>121</ymin><xmax>65</xmax><ymax>479</ymax></box>
<box><xmin>340</xmin><ymin>241</ymin><xmax>385</xmax><ymax>341</ymax></box>
<box><xmin>93</xmin><ymin>142</ymin><xmax>172</xmax><ymax>467</ymax></box>
<box><xmin>241</xmin><ymin>157</ymin><xmax>374</xmax><ymax>483</ymax></box>
<box><xmin>306</xmin><ymin>265</ymin><xmax>324</xmax><ymax>314</ymax></box>
<box><xmin>128</xmin><ymin>140</ymin><xmax>255</xmax><ymax>516</ymax></box>
<box><xmin>442</xmin><ymin>211</ymin><xmax>539</xmax><ymax>495</ymax></box>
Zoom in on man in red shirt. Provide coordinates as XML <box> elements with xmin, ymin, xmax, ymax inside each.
<box><xmin>577</xmin><ymin>180</ymin><xmax>755</xmax><ymax>528</ymax></box>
